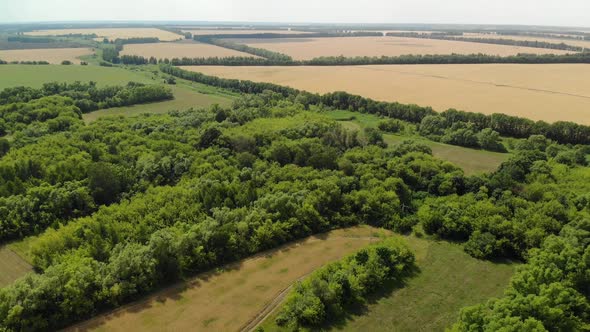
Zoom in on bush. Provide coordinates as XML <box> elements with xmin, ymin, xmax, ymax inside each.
<box><xmin>61</xmin><ymin>60</ymin><xmax>72</xmax><ymax>65</ymax></box>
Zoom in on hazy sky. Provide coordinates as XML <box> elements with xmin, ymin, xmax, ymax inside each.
<box><xmin>1</xmin><ymin>0</ymin><xmax>589</xmax><ymax>27</ymax></box>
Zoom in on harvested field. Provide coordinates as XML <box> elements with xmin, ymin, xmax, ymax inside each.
<box><xmin>64</xmin><ymin>226</ymin><xmax>391</xmax><ymax>332</ymax></box>
<box><xmin>462</xmin><ymin>33</ymin><xmax>590</xmax><ymax>49</ymax></box>
<box><xmin>120</xmin><ymin>42</ymin><xmax>259</xmax><ymax>59</ymax></box>
<box><xmin>0</xmin><ymin>246</ymin><xmax>33</xmax><ymax>287</ymax></box>
<box><xmin>228</xmin><ymin>36</ymin><xmax>571</xmax><ymax>60</ymax></box>
<box><xmin>182</xmin><ymin>29</ymin><xmax>310</xmax><ymax>35</ymax></box>
<box><xmin>25</xmin><ymin>28</ymin><xmax>181</xmax><ymax>41</ymax></box>
<box><xmin>0</xmin><ymin>48</ymin><xmax>94</xmax><ymax>64</ymax></box>
<box><xmin>187</xmin><ymin>64</ymin><xmax>590</xmax><ymax>124</ymax></box>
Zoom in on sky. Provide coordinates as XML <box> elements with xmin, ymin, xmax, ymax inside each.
<box><xmin>0</xmin><ymin>0</ymin><xmax>589</xmax><ymax>27</ymax></box>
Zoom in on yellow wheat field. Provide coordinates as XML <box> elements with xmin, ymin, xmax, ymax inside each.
<box><xmin>227</xmin><ymin>36</ymin><xmax>572</xmax><ymax>60</ymax></box>
<box><xmin>120</xmin><ymin>42</ymin><xmax>259</xmax><ymax>59</ymax></box>
<box><xmin>461</xmin><ymin>33</ymin><xmax>590</xmax><ymax>50</ymax></box>
<box><xmin>0</xmin><ymin>48</ymin><xmax>94</xmax><ymax>64</ymax></box>
<box><xmin>186</xmin><ymin>64</ymin><xmax>590</xmax><ymax>124</ymax></box>
<box><xmin>182</xmin><ymin>29</ymin><xmax>310</xmax><ymax>35</ymax></box>
<box><xmin>64</xmin><ymin>226</ymin><xmax>391</xmax><ymax>332</ymax></box>
<box><xmin>25</xmin><ymin>28</ymin><xmax>181</xmax><ymax>41</ymax></box>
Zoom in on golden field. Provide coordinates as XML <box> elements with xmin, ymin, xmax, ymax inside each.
<box><xmin>182</xmin><ymin>29</ymin><xmax>310</xmax><ymax>35</ymax></box>
<box><xmin>25</xmin><ymin>28</ymin><xmax>182</xmax><ymax>41</ymax></box>
<box><xmin>0</xmin><ymin>48</ymin><xmax>94</xmax><ymax>64</ymax></box>
<box><xmin>228</xmin><ymin>36</ymin><xmax>571</xmax><ymax>60</ymax></box>
<box><xmin>462</xmin><ymin>33</ymin><xmax>590</xmax><ymax>49</ymax></box>
<box><xmin>186</xmin><ymin>64</ymin><xmax>590</xmax><ymax>124</ymax></box>
<box><xmin>120</xmin><ymin>42</ymin><xmax>259</xmax><ymax>59</ymax></box>
<box><xmin>64</xmin><ymin>226</ymin><xmax>391</xmax><ymax>332</ymax></box>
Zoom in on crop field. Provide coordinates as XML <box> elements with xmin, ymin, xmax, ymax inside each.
<box><xmin>328</xmin><ymin>110</ymin><xmax>508</xmax><ymax>175</ymax></box>
<box><xmin>188</xmin><ymin>64</ymin><xmax>590</xmax><ymax>124</ymax></box>
<box><xmin>25</xmin><ymin>28</ymin><xmax>182</xmax><ymax>41</ymax></box>
<box><xmin>120</xmin><ymin>42</ymin><xmax>260</xmax><ymax>59</ymax></box>
<box><xmin>182</xmin><ymin>29</ymin><xmax>310</xmax><ymax>35</ymax></box>
<box><xmin>462</xmin><ymin>32</ymin><xmax>590</xmax><ymax>49</ymax></box>
<box><xmin>0</xmin><ymin>48</ymin><xmax>94</xmax><ymax>64</ymax></box>
<box><xmin>0</xmin><ymin>246</ymin><xmax>33</xmax><ymax>288</ymax></box>
<box><xmin>260</xmin><ymin>236</ymin><xmax>516</xmax><ymax>332</ymax></box>
<box><xmin>227</xmin><ymin>36</ymin><xmax>571</xmax><ymax>60</ymax></box>
<box><xmin>64</xmin><ymin>226</ymin><xmax>393</xmax><ymax>332</ymax></box>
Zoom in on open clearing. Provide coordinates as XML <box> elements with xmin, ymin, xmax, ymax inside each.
<box><xmin>0</xmin><ymin>65</ymin><xmax>236</xmax><ymax>121</ymax></box>
<box><xmin>64</xmin><ymin>226</ymin><xmax>392</xmax><ymax>332</ymax></box>
<box><xmin>83</xmin><ymin>84</ymin><xmax>234</xmax><ymax>122</ymax></box>
<box><xmin>228</xmin><ymin>36</ymin><xmax>571</xmax><ymax>60</ymax></box>
<box><xmin>182</xmin><ymin>29</ymin><xmax>310</xmax><ymax>35</ymax></box>
<box><xmin>0</xmin><ymin>65</ymin><xmax>155</xmax><ymax>89</ymax></box>
<box><xmin>260</xmin><ymin>236</ymin><xmax>516</xmax><ymax>332</ymax></box>
<box><xmin>0</xmin><ymin>48</ymin><xmax>94</xmax><ymax>64</ymax></box>
<box><xmin>0</xmin><ymin>246</ymin><xmax>33</xmax><ymax>287</ymax></box>
<box><xmin>328</xmin><ymin>110</ymin><xmax>508</xmax><ymax>175</ymax></box>
<box><xmin>120</xmin><ymin>42</ymin><xmax>259</xmax><ymax>59</ymax></box>
<box><xmin>25</xmin><ymin>28</ymin><xmax>181</xmax><ymax>41</ymax></box>
<box><xmin>188</xmin><ymin>64</ymin><xmax>590</xmax><ymax>124</ymax></box>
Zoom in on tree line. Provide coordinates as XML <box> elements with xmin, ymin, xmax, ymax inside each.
<box><xmin>0</xmin><ymin>81</ymin><xmax>173</xmax><ymax>114</ymax></box>
<box><xmin>162</xmin><ymin>65</ymin><xmax>590</xmax><ymax>145</ymax></box>
<box><xmin>195</xmin><ymin>36</ymin><xmax>293</xmax><ymax>62</ymax></box>
<box><xmin>110</xmin><ymin>51</ymin><xmax>590</xmax><ymax>67</ymax></box>
<box><xmin>276</xmin><ymin>238</ymin><xmax>415</xmax><ymax>329</ymax></box>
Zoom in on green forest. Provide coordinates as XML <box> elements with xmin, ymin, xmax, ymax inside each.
<box><xmin>0</xmin><ymin>70</ymin><xmax>587</xmax><ymax>331</ymax></box>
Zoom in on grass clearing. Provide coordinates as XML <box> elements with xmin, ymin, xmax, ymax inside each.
<box><xmin>0</xmin><ymin>245</ymin><xmax>33</xmax><ymax>288</ymax></box>
<box><xmin>327</xmin><ymin>110</ymin><xmax>508</xmax><ymax>175</ymax></box>
<box><xmin>0</xmin><ymin>64</ymin><xmax>154</xmax><ymax>89</ymax></box>
<box><xmin>229</xmin><ymin>36</ymin><xmax>571</xmax><ymax>60</ymax></box>
<box><xmin>120</xmin><ymin>41</ymin><xmax>259</xmax><ymax>59</ymax></box>
<box><xmin>0</xmin><ymin>64</ymin><xmax>237</xmax><ymax>121</ymax></box>
<box><xmin>188</xmin><ymin>64</ymin><xmax>590</xmax><ymax>124</ymax></box>
<box><xmin>83</xmin><ymin>84</ymin><xmax>234</xmax><ymax>122</ymax></box>
<box><xmin>0</xmin><ymin>48</ymin><xmax>94</xmax><ymax>64</ymax></box>
<box><xmin>64</xmin><ymin>226</ymin><xmax>392</xmax><ymax>332</ymax></box>
<box><xmin>260</xmin><ymin>236</ymin><xmax>517</xmax><ymax>332</ymax></box>
<box><xmin>25</xmin><ymin>28</ymin><xmax>182</xmax><ymax>42</ymax></box>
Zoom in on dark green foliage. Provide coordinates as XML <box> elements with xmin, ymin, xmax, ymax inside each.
<box><xmin>60</xmin><ymin>60</ymin><xmax>72</xmax><ymax>65</ymax></box>
<box><xmin>452</xmin><ymin>219</ymin><xmax>590</xmax><ymax>331</ymax></box>
<box><xmin>275</xmin><ymin>239</ymin><xmax>415</xmax><ymax>329</ymax></box>
<box><xmin>0</xmin><ymin>81</ymin><xmax>173</xmax><ymax>114</ymax></box>
<box><xmin>377</xmin><ymin>119</ymin><xmax>405</xmax><ymax>133</ymax></box>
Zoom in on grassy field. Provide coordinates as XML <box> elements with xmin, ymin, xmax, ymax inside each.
<box><xmin>83</xmin><ymin>84</ymin><xmax>234</xmax><ymax>122</ymax></box>
<box><xmin>328</xmin><ymin>110</ymin><xmax>508</xmax><ymax>175</ymax></box>
<box><xmin>64</xmin><ymin>226</ymin><xmax>393</xmax><ymax>332</ymax></box>
<box><xmin>228</xmin><ymin>36</ymin><xmax>570</xmax><ymax>60</ymax></box>
<box><xmin>0</xmin><ymin>48</ymin><xmax>94</xmax><ymax>64</ymax></box>
<box><xmin>259</xmin><ymin>236</ymin><xmax>517</xmax><ymax>332</ymax></box>
<box><xmin>25</xmin><ymin>28</ymin><xmax>182</xmax><ymax>42</ymax></box>
<box><xmin>0</xmin><ymin>246</ymin><xmax>33</xmax><ymax>288</ymax></box>
<box><xmin>188</xmin><ymin>64</ymin><xmax>590</xmax><ymax>124</ymax></box>
<box><xmin>120</xmin><ymin>41</ymin><xmax>259</xmax><ymax>59</ymax></box>
<box><xmin>0</xmin><ymin>64</ymin><xmax>236</xmax><ymax>121</ymax></box>
<box><xmin>0</xmin><ymin>64</ymin><xmax>155</xmax><ymax>89</ymax></box>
